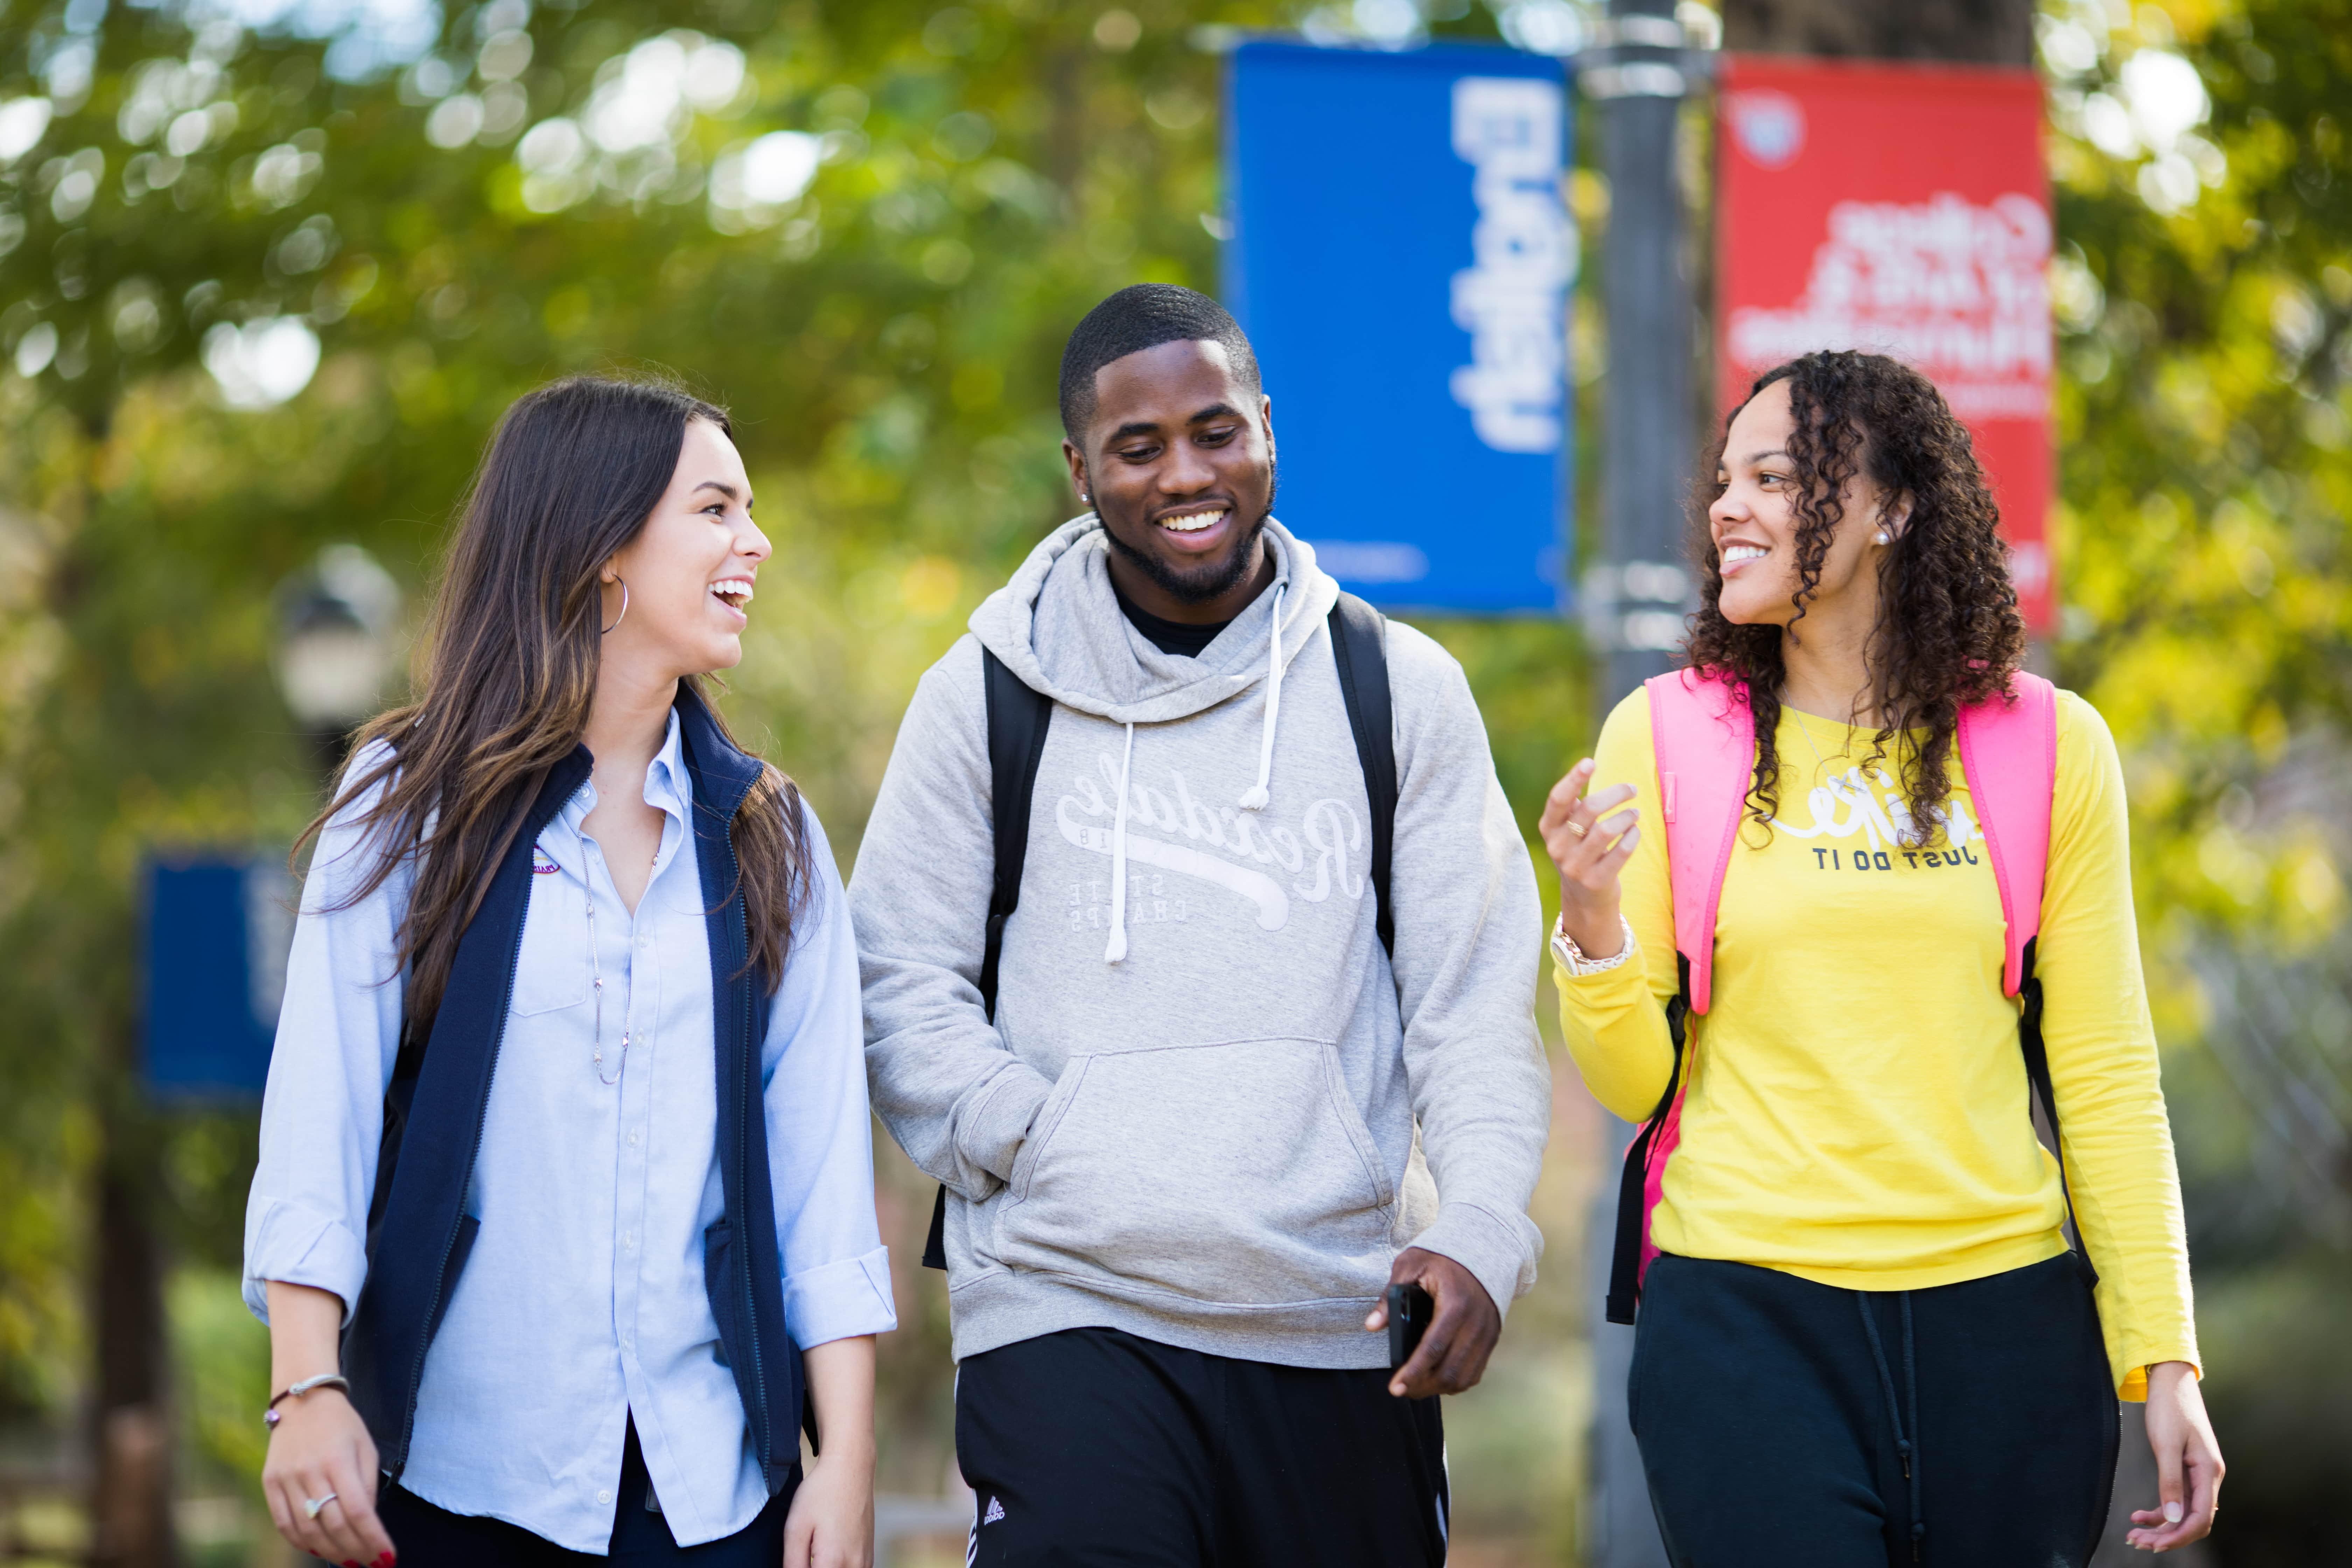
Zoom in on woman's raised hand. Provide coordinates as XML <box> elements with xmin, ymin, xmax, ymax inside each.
<box><xmin>1539</xmin><ymin>760</ymin><xmax>1641</xmax><ymax>961</ymax></box>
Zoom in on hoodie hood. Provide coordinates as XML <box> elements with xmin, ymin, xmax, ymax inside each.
<box><xmin>968</xmin><ymin>512</ymin><xmax>1343</xmax><ymax>962</ymax></box>
<box><xmin>969</xmin><ymin>513</ymin><xmax>1342</xmax><ymax>726</ymax></box>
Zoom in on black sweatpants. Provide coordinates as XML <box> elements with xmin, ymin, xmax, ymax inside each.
<box><xmin>1630</xmin><ymin>1253</ymin><xmax>2119</xmax><ymax>1568</ymax></box>
<box><xmin>375</xmin><ymin>1420</ymin><xmax>796</xmax><ymax>1565</ymax></box>
<box><xmin>956</xmin><ymin>1326</ymin><xmax>1449</xmax><ymax>1567</ymax></box>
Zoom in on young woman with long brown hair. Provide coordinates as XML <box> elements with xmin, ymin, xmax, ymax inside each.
<box><xmin>1539</xmin><ymin>352</ymin><xmax>2221</xmax><ymax>1563</ymax></box>
<box><xmin>243</xmin><ymin>376</ymin><xmax>892</xmax><ymax>1566</ymax></box>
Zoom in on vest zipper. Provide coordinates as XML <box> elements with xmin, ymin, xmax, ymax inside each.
<box><xmin>395</xmin><ymin>855</ymin><xmax>535</xmax><ymax>1475</ymax></box>
<box><xmin>720</xmin><ymin>829</ymin><xmax>773</xmax><ymax>1476</ymax></box>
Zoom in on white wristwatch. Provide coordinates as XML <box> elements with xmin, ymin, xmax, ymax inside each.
<box><xmin>1552</xmin><ymin>915</ymin><xmax>1638</xmax><ymax>978</ymax></box>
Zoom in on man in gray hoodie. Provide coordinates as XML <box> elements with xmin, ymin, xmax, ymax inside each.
<box><xmin>852</xmin><ymin>285</ymin><xmax>1549</xmax><ymax>1567</ymax></box>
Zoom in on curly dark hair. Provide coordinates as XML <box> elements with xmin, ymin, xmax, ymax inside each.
<box><xmin>1683</xmin><ymin>351</ymin><xmax>2026</xmax><ymax>845</ymax></box>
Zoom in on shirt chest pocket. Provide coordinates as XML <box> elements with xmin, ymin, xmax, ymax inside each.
<box><xmin>509</xmin><ymin>860</ymin><xmax>592</xmax><ymax>1016</ymax></box>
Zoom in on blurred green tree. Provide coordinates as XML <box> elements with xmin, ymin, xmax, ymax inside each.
<box><xmin>2041</xmin><ymin>1</ymin><xmax>2352</xmax><ymax>1558</ymax></box>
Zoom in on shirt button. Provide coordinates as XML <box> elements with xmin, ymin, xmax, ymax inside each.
<box><xmin>628</xmin><ymin>1130</ymin><xmax>641</xmax><ymax>1147</ymax></box>
<box><xmin>597</xmin><ymin>1489</ymin><xmax>612</xmax><ymax>1505</ymax></box>
<box><xmin>623</xmin><ymin>1232</ymin><xmax>635</xmax><ymax>1251</ymax></box>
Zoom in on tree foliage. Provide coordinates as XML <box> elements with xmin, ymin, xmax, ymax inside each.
<box><xmin>2049</xmin><ymin>0</ymin><xmax>2352</xmax><ymax>929</ymax></box>
<box><xmin>2042</xmin><ymin>2</ymin><xmax>2352</xmax><ymax>1553</ymax></box>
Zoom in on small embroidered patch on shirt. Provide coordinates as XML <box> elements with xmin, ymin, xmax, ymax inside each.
<box><xmin>532</xmin><ymin>847</ymin><xmax>560</xmax><ymax>875</ymax></box>
<box><xmin>982</xmin><ymin>1496</ymin><xmax>1006</xmax><ymax>1525</ymax></box>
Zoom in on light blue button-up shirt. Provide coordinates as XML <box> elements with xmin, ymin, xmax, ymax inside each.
<box><xmin>244</xmin><ymin>715</ymin><xmax>895</xmax><ymax>1553</ymax></box>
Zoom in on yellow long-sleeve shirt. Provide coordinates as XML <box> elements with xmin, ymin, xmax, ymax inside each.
<box><xmin>1560</xmin><ymin>688</ymin><xmax>2198</xmax><ymax>1399</ymax></box>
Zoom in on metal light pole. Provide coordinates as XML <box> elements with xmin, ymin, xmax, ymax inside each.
<box><xmin>275</xmin><ymin>544</ymin><xmax>403</xmax><ymax>786</ymax></box>
<box><xmin>1578</xmin><ymin>4</ymin><xmax>1706</xmax><ymax>1564</ymax></box>
<box><xmin>1583</xmin><ymin>0</ymin><xmax>1699</xmax><ymax>711</ymax></box>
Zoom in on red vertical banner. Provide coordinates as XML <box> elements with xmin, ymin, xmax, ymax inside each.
<box><xmin>1715</xmin><ymin>57</ymin><xmax>2055</xmax><ymax>632</ymax></box>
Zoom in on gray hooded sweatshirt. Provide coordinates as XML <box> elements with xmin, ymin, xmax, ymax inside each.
<box><xmin>852</xmin><ymin>516</ymin><xmax>1549</xmax><ymax>1368</ymax></box>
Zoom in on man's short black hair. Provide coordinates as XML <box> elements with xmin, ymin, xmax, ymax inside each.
<box><xmin>1058</xmin><ymin>284</ymin><xmax>1264</xmax><ymax>443</ymax></box>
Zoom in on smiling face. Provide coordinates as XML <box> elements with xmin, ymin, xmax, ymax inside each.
<box><xmin>1708</xmin><ymin>378</ymin><xmax>1905</xmax><ymax>630</ymax></box>
<box><xmin>1063</xmin><ymin>337</ymin><xmax>1278</xmax><ymax>623</ymax></box>
<box><xmin>598</xmin><ymin>416</ymin><xmax>770</xmax><ymax>678</ymax></box>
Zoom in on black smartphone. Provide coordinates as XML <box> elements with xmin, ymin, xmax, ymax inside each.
<box><xmin>1386</xmin><ymin>1282</ymin><xmax>1434</xmax><ymax>1371</ymax></box>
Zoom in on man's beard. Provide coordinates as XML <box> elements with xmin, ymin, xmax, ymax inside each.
<box><xmin>1101</xmin><ymin>462</ymin><xmax>1279</xmax><ymax>606</ymax></box>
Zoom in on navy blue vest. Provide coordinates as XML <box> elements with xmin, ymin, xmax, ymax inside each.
<box><xmin>341</xmin><ymin>684</ymin><xmax>805</xmax><ymax>1492</ymax></box>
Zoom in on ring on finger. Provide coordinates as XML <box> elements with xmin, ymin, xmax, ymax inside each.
<box><xmin>303</xmin><ymin>1492</ymin><xmax>338</xmax><ymax>1521</ymax></box>
<box><xmin>1564</xmin><ymin>820</ymin><xmax>1588</xmax><ymax>839</ymax></box>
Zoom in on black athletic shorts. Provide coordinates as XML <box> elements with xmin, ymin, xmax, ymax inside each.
<box><xmin>956</xmin><ymin>1326</ymin><xmax>1449</xmax><ymax>1567</ymax></box>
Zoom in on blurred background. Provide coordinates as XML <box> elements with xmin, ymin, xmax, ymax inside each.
<box><xmin>0</xmin><ymin>0</ymin><xmax>2346</xmax><ymax>1563</ymax></box>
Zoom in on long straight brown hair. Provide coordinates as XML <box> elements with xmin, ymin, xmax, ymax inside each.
<box><xmin>297</xmin><ymin>374</ymin><xmax>810</xmax><ymax>1032</ymax></box>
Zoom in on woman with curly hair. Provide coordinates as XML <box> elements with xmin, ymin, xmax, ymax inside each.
<box><xmin>1539</xmin><ymin>351</ymin><xmax>2220</xmax><ymax>1564</ymax></box>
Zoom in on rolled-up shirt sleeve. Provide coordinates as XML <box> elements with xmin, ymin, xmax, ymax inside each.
<box><xmin>243</xmin><ymin>742</ymin><xmax>408</xmax><ymax>1325</ymax></box>
<box><xmin>765</xmin><ymin>803</ymin><xmax>898</xmax><ymax>1350</ymax></box>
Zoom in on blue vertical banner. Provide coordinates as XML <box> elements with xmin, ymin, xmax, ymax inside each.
<box><xmin>142</xmin><ymin>853</ymin><xmax>292</xmax><ymax>1100</ymax></box>
<box><xmin>1224</xmin><ymin>41</ymin><xmax>1574</xmax><ymax>613</ymax></box>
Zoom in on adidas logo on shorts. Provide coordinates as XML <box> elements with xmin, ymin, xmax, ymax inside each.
<box><xmin>983</xmin><ymin>1496</ymin><xmax>1006</xmax><ymax>1524</ymax></box>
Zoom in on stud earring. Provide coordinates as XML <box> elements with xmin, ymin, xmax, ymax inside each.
<box><xmin>1873</xmin><ymin>531</ymin><xmax>1890</xmax><ymax>545</ymax></box>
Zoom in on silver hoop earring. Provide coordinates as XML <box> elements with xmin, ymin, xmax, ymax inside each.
<box><xmin>601</xmin><ymin>579</ymin><xmax>629</xmax><ymax>635</ymax></box>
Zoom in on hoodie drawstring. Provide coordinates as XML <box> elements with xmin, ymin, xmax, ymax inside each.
<box><xmin>1104</xmin><ymin>720</ymin><xmax>1136</xmax><ymax>964</ymax></box>
<box><xmin>1237</xmin><ymin>579</ymin><xmax>1289</xmax><ymax>812</ymax></box>
<box><xmin>1107</xmin><ymin>575</ymin><xmax>1287</xmax><ymax>965</ymax></box>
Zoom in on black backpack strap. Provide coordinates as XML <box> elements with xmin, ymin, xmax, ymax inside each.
<box><xmin>1327</xmin><ymin>593</ymin><xmax>1397</xmax><ymax>958</ymax></box>
<box><xmin>976</xmin><ymin>650</ymin><xmax>1054</xmax><ymax>1020</ymax></box>
<box><xmin>1604</xmin><ymin>955</ymin><xmax>1690</xmax><ymax>1325</ymax></box>
<box><xmin>2018</xmin><ymin>936</ymin><xmax>2100</xmax><ymax>1290</ymax></box>
<box><xmin>923</xmin><ymin>648</ymin><xmax>1053</xmax><ymax>1271</ymax></box>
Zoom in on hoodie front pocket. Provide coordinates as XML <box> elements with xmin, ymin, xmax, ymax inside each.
<box><xmin>995</xmin><ymin>1038</ymin><xmax>1396</xmax><ymax>1308</ymax></box>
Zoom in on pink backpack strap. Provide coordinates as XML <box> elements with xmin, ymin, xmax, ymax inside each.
<box><xmin>1644</xmin><ymin>670</ymin><xmax>1753</xmax><ymax>1016</ymax></box>
<box><xmin>1605</xmin><ymin>670</ymin><xmax>1752</xmax><ymax>1325</ymax></box>
<box><xmin>1958</xmin><ymin>671</ymin><xmax>2099</xmax><ymax>1289</ymax></box>
<box><xmin>1955</xmin><ymin>672</ymin><xmax>2058</xmax><ymax>998</ymax></box>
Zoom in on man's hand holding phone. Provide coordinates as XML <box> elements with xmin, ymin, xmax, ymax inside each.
<box><xmin>1364</xmin><ymin>1247</ymin><xmax>1501</xmax><ymax>1400</ymax></box>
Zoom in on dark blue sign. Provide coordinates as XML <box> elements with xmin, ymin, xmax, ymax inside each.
<box><xmin>142</xmin><ymin>854</ymin><xmax>291</xmax><ymax>1100</ymax></box>
<box><xmin>1224</xmin><ymin>41</ymin><xmax>1574</xmax><ymax>613</ymax></box>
